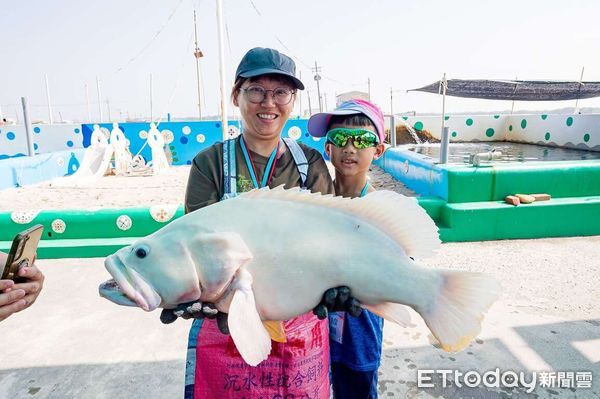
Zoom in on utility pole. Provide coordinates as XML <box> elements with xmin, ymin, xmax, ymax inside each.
<box><xmin>312</xmin><ymin>61</ymin><xmax>323</xmax><ymax>112</ymax></box>
<box><xmin>193</xmin><ymin>10</ymin><xmax>204</xmax><ymax>120</ymax></box>
<box><xmin>367</xmin><ymin>78</ymin><xmax>371</xmax><ymax>100</ymax></box>
<box><xmin>96</xmin><ymin>76</ymin><xmax>103</xmax><ymax>122</ymax></box>
<box><xmin>44</xmin><ymin>74</ymin><xmax>54</xmax><ymax>123</ymax></box>
<box><xmin>107</xmin><ymin>99</ymin><xmax>112</xmax><ymax>122</ymax></box>
<box><xmin>323</xmin><ymin>93</ymin><xmax>328</xmax><ymax>111</ymax></box>
<box><xmin>390</xmin><ymin>87</ymin><xmax>393</xmax><ymax>115</ymax></box>
<box><xmin>307</xmin><ymin>90</ymin><xmax>313</xmax><ymax>117</ymax></box>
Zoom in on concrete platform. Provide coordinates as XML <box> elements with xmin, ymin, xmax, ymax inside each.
<box><xmin>1</xmin><ymin>236</ymin><xmax>599</xmax><ymax>398</ymax></box>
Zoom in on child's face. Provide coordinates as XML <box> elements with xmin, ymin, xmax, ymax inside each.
<box><xmin>325</xmin><ymin>123</ymin><xmax>385</xmax><ymax>178</ymax></box>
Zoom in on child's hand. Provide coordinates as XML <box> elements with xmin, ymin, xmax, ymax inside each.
<box><xmin>313</xmin><ymin>286</ymin><xmax>363</xmax><ymax>319</ymax></box>
<box><xmin>160</xmin><ymin>301</ymin><xmax>230</xmax><ymax>334</ymax></box>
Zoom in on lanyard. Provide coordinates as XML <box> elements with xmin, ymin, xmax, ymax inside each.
<box><xmin>360</xmin><ymin>181</ymin><xmax>369</xmax><ymax>198</ymax></box>
<box><xmin>239</xmin><ymin>136</ymin><xmax>280</xmax><ymax>189</ymax></box>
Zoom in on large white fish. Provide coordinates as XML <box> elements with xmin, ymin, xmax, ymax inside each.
<box><xmin>99</xmin><ymin>187</ymin><xmax>500</xmax><ymax>366</ymax></box>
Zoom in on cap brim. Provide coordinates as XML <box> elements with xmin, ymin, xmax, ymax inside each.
<box><xmin>238</xmin><ymin>68</ymin><xmax>305</xmax><ymax>90</ymax></box>
<box><xmin>307</xmin><ymin>109</ymin><xmax>363</xmax><ymax>137</ymax></box>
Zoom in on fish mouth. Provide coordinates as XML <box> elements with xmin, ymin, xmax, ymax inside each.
<box><xmin>99</xmin><ymin>254</ymin><xmax>162</xmax><ymax>312</ymax></box>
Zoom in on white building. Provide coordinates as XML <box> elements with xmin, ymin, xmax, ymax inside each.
<box><xmin>336</xmin><ymin>91</ymin><xmax>369</xmax><ymax>106</ymax></box>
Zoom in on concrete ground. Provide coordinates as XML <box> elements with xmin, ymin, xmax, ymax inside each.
<box><xmin>1</xmin><ymin>236</ymin><xmax>599</xmax><ymax>399</ymax></box>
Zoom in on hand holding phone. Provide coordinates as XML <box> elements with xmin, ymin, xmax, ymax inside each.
<box><xmin>2</xmin><ymin>224</ymin><xmax>44</xmax><ymax>282</ymax></box>
<box><xmin>1</xmin><ymin>225</ymin><xmax>45</xmax><ymax>321</ymax></box>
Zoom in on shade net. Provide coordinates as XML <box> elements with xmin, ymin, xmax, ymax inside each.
<box><xmin>409</xmin><ymin>79</ymin><xmax>600</xmax><ymax>101</ymax></box>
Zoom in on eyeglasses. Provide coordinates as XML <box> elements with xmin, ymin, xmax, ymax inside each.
<box><xmin>241</xmin><ymin>86</ymin><xmax>295</xmax><ymax>105</ymax></box>
<box><xmin>326</xmin><ymin>128</ymin><xmax>379</xmax><ymax>149</ymax></box>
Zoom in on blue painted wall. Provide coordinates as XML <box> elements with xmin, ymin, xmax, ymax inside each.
<box><xmin>376</xmin><ymin>148</ymin><xmax>449</xmax><ymax>199</ymax></box>
<box><xmin>81</xmin><ymin>119</ymin><xmax>327</xmax><ymax>166</ymax></box>
<box><xmin>0</xmin><ymin>119</ymin><xmax>328</xmax><ymax>190</ymax></box>
<box><xmin>0</xmin><ymin>149</ymin><xmax>85</xmax><ymax>190</ymax></box>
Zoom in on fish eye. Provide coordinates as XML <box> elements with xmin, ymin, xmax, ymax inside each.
<box><xmin>134</xmin><ymin>245</ymin><xmax>150</xmax><ymax>259</ymax></box>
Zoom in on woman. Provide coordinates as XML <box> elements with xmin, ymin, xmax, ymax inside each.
<box><xmin>180</xmin><ymin>47</ymin><xmax>335</xmax><ymax>399</ymax></box>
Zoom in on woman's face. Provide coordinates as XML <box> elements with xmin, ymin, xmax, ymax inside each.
<box><xmin>233</xmin><ymin>76</ymin><xmax>296</xmax><ymax>142</ymax></box>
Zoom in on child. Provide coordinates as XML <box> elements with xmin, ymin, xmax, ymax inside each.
<box><xmin>308</xmin><ymin>99</ymin><xmax>387</xmax><ymax>399</ymax></box>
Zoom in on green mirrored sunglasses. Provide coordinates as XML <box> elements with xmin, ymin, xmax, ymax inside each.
<box><xmin>326</xmin><ymin>128</ymin><xmax>379</xmax><ymax>149</ymax></box>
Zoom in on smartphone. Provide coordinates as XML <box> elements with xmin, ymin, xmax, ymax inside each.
<box><xmin>2</xmin><ymin>224</ymin><xmax>44</xmax><ymax>281</ymax></box>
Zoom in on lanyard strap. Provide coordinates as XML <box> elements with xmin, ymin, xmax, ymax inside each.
<box><xmin>360</xmin><ymin>181</ymin><xmax>369</xmax><ymax>198</ymax></box>
<box><xmin>240</xmin><ymin>136</ymin><xmax>279</xmax><ymax>189</ymax></box>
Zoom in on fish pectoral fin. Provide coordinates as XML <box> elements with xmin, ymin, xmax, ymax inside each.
<box><xmin>263</xmin><ymin>320</ymin><xmax>287</xmax><ymax>343</ymax></box>
<box><xmin>228</xmin><ymin>269</ymin><xmax>271</xmax><ymax>366</ymax></box>
<box><xmin>191</xmin><ymin>231</ymin><xmax>254</xmax><ymax>295</ymax></box>
<box><xmin>363</xmin><ymin>302</ymin><xmax>411</xmax><ymax>327</ymax></box>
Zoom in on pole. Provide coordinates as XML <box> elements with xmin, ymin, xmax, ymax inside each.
<box><xmin>194</xmin><ymin>10</ymin><xmax>203</xmax><ymax>120</ymax></box>
<box><xmin>367</xmin><ymin>78</ymin><xmax>371</xmax><ymax>100</ymax></box>
<box><xmin>440</xmin><ymin>127</ymin><xmax>449</xmax><ymax>164</ymax></box>
<box><xmin>441</xmin><ymin>73</ymin><xmax>447</xmax><ymax>133</ymax></box>
<box><xmin>85</xmin><ymin>83</ymin><xmax>91</xmax><ymax>122</ymax></box>
<box><xmin>440</xmin><ymin>73</ymin><xmax>449</xmax><ymax>164</ymax></box>
<box><xmin>390</xmin><ymin>87</ymin><xmax>393</xmax><ymax>115</ymax></box>
<box><xmin>0</xmin><ymin>105</ymin><xmax>4</xmax><ymax>121</ymax></box>
<box><xmin>21</xmin><ymin>97</ymin><xmax>35</xmax><ymax>156</ymax></box>
<box><xmin>96</xmin><ymin>76</ymin><xmax>103</xmax><ymax>122</ymax></box>
<box><xmin>390</xmin><ymin>114</ymin><xmax>396</xmax><ymax>147</ymax></box>
<box><xmin>313</xmin><ymin>62</ymin><xmax>323</xmax><ymax>112</ymax></box>
<box><xmin>323</xmin><ymin>93</ymin><xmax>328</xmax><ymax>111</ymax></box>
<box><xmin>574</xmin><ymin>66</ymin><xmax>585</xmax><ymax>113</ymax></box>
<box><xmin>150</xmin><ymin>73</ymin><xmax>154</xmax><ymax>122</ymax></box>
<box><xmin>216</xmin><ymin>0</ymin><xmax>229</xmax><ymax>141</ymax></box>
<box><xmin>307</xmin><ymin>90</ymin><xmax>313</xmax><ymax>117</ymax></box>
<box><xmin>107</xmin><ymin>99</ymin><xmax>112</xmax><ymax>122</ymax></box>
<box><xmin>44</xmin><ymin>73</ymin><xmax>54</xmax><ymax>124</ymax></box>
<box><xmin>510</xmin><ymin>76</ymin><xmax>517</xmax><ymax>115</ymax></box>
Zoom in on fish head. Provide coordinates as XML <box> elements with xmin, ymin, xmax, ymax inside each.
<box><xmin>99</xmin><ymin>226</ymin><xmax>253</xmax><ymax>312</ymax></box>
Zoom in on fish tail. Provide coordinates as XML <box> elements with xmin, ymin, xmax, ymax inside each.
<box><xmin>420</xmin><ymin>271</ymin><xmax>500</xmax><ymax>352</ymax></box>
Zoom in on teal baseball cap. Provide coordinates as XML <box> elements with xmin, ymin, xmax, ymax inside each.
<box><xmin>235</xmin><ymin>47</ymin><xmax>305</xmax><ymax>90</ymax></box>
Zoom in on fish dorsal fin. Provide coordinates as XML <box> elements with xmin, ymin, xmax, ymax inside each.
<box><xmin>239</xmin><ymin>186</ymin><xmax>440</xmax><ymax>258</ymax></box>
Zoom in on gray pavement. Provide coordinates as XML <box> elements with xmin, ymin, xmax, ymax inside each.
<box><xmin>1</xmin><ymin>236</ymin><xmax>599</xmax><ymax>398</ymax></box>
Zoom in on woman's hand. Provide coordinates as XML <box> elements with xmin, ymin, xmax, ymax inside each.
<box><xmin>0</xmin><ymin>261</ymin><xmax>45</xmax><ymax>322</ymax></box>
<box><xmin>0</xmin><ymin>279</ymin><xmax>27</xmax><ymax>322</ymax></box>
<box><xmin>12</xmin><ymin>264</ymin><xmax>45</xmax><ymax>311</ymax></box>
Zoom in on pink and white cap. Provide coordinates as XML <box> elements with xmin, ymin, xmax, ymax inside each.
<box><xmin>308</xmin><ymin>99</ymin><xmax>385</xmax><ymax>143</ymax></box>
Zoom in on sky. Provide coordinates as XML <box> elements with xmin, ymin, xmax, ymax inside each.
<box><xmin>2</xmin><ymin>0</ymin><xmax>600</xmax><ymax>123</ymax></box>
